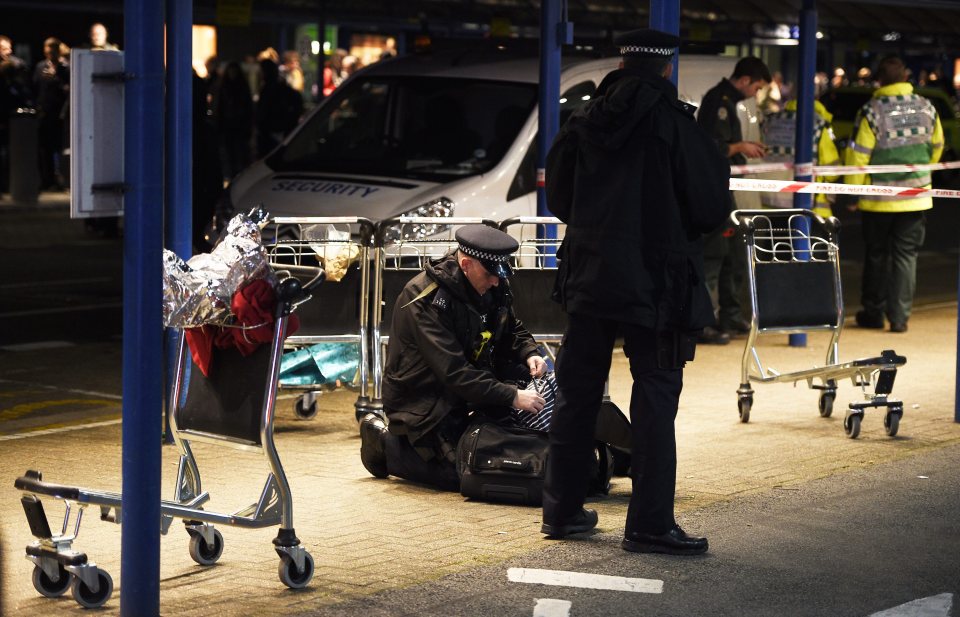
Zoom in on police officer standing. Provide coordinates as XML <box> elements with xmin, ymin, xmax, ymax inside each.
<box><xmin>359</xmin><ymin>225</ymin><xmax>548</xmax><ymax>490</ymax></box>
<box><xmin>844</xmin><ymin>55</ymin><xmax>944</xmax><ymax>334</ymax></box>
<box><xmin>697</xmin><ymin>57</ymin><xmax>771</xmax><ymax>342</ymax></box>
<box><xmin>541</xmin><ymin>29</ymin><xmax>729</xmax><ymax>554</ymax></box>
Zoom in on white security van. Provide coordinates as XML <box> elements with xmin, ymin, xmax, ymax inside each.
<box><xmin>225</xmin><ymin>46</ymin><xmax>750</xmax><ymax>229</ymax></box>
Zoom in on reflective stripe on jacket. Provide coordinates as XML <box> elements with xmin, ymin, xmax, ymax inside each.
<box><xmin>844</xmin><ymin>83</ymin><xmax>944</xmax><ymax>212</ymax></box>
<box><xmin>761</xmin><ymin>99</ymin><xmax>840</xmax><ymax>213</ymax></box>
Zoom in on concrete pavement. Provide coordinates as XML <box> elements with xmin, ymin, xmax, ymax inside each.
<box><xmin>1</xmin><ymin>301</ymin><xmax>959</xmax><ymax>615</ymax></box>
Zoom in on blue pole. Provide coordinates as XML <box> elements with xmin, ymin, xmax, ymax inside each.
<box><xmin>537</xmin><ymin>0</ymin><xmax>567</xmax><ymax>261</ymax></box>
<box><xmin>537</xmin><ymin>0</ymin><xmax>565</xmax><ymax>218</ymax></box>
<box><xmin>789</xmin><ymin>0</ymin><xmax>817</xmax><ymax>348</ymax></box>
<box><xmin>648</xmin><ymin>0</ymin><xmax>680</xmax><ymax>86</ymax></box>
<box><xmin>122</xmin><ymin>0</ymin><xmax>164</xmax><ymax>613</ymax></box>
<box><xmin>164</xmin><ymin>0</ymin><xmax>194</xmax><ymax>444</ymax></box>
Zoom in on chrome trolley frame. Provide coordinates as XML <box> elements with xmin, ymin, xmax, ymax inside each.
<box><xmin>14</xmin><ymin>271</ymin><xmax>323</xmax><ymax>609</ymax></box>
<box><xmin>732</xmin><ymin>209</ymin><xmax>907</xmax><ymax>439</ymax></box>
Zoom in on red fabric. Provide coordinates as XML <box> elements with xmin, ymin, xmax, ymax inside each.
<box><xmin>184</xmin><ymin>279</ymin><xmax>300</xmax><ymax>376</ymax></box>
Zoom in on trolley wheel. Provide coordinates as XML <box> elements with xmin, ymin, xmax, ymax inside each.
<box><xmin>738</xmin><ymin>396</ymin><xmax>752</xmax><ymax>423</ymax></box>
<box><xmin>188</xmin><ymin>528</ymin><xmax>224</xmax><ymax>566</ymax></box>
<box><xmin>884</xmin><ymin>407</ymin><xmax>902</xmax><ymax>437</ymax></box>
<box><xmin>294</xmin><ymin>397</ymin><xmax>318</xmax><ymax>420</ymax></box>
<box><xmin>844</xmin><ymin>413</ymin><xmax>862</xmax><ymax>439</ymax></box>
<box><xmin>71</xmin><ymin>568</ymin><xmax>113</xmax><ymax>609</ymax></box>
<box><xmin>818</xmin><ymin>391</ymin><xmax>835</xmax><ymax>418</ymax></box>
<box><xmin>32</xmin><ymin>564</ymin><xmax>71</xmax><ymax>598</ymax></box>
<box><xmin>278</xmin><ymin>550</ymin><xmax>314</xmax><ymax>589</ymax></box>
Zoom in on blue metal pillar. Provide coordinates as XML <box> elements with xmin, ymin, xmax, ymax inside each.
<box><xmin>537</xmin><ymin>0</ymin><xmax>570</xmax><ymax>264</ymax></box>
<box><xmin>122</xmin><ymin>0</ymin><xmax>165</xmax><ymax>613</ymax></box>
<box><xmin>789</xmin><ymin>0</ymin><xmax>817</xmax><ymax>348</ymax></box>
<box><xmin>536</xmin><ymin>0</ymin><xmax>567</xmax><ymax>218</ymax></box>
<box><xmin>165</xmin><ymin>0</ymin><xmax>194</xmax><ymax>444</ymax></box>
<box><xmin>648</xmin><ymin>0</ymin><xmax>680</xmax><ymax>85</ymax></box>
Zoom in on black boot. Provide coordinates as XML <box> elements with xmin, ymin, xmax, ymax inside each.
<box><xmin>359</xmin><ymin>413</ymin><xmax>389</xmax><ymax>479</ymax></box>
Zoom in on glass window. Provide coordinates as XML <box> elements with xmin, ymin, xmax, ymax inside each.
<box><xmin>508</xmin><ymin>80</ymin><xmax>596</xmax><ymax>202</ymax></box>
<box><xmin>269</xmin><ymin>76</ymin><xmax>538</xmax><ymax>182</ymax></box>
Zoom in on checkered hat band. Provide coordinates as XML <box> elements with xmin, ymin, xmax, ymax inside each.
<box><xmin>619</xmin><ymin>45</ymin><xmax>674</xmax><ymax>56</ymax></box>
<box><xmin>459</xmin><ymin>245</ymin><xmax>509</xmax><ymax>262</ymax></box>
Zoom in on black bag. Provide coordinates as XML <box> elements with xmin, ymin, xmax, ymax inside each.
<box><xmin>456</xmin><ymin>420</ymin><xmax>615</xmax><ymax>506</ymax></box>
<box><xmin>457</xmin><ymin>422</ymin><xmax>547</xmax><ymax>506</ymax></box>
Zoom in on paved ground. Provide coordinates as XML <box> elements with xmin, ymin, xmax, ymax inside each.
<box><xmin>1</xmin><ymin>300</ymin><xmax>958</xmax><ymax>615</ymax></box>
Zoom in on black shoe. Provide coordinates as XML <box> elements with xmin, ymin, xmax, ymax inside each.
<box><xmin>697</xmin><ymin>326</ymin><xmax>730</xmax><ymax>345</ymax></box>
<box><xmin>541</xmin><ymin>508</ymin><xmax>598</xmax><ymax>538</ymax></box>
<box><xmin>622</xmin><ymin>525</ymin><xmax>708</xmax><ymax>555</ymax></box>
<box><xmin>721</xmin><ymin>321</ymin><xmax>751</xmax><ymax>339</ymax></box>
<box><xmin>855</xmin><ymin>310</ymin><xmax>884</xmax><ymax>329</ymax></box>
<box><xmin>359</xmin><ymin>413</ymin><xmax>389</xmax><ymax>479</ymax></box>
<box><xmin>890</xmin><ymin>322</ymin><xmax>908</xmax><ymax>333</ymax></box>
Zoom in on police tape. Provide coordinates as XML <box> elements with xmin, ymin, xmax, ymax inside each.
<box><xmin>729</xmin><ymin>160</ymin><xmax>960</xmax><ymax>176</ymax></box>
<box><xmin>729</xmin><ymin>177</ymin><xmax>960</xmax><ymax>199</ymax></box>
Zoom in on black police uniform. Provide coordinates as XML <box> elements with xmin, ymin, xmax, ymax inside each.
<box><xmin>369</xmin><ymin>226</ymin><xmax>540</xmax><ymax>490</ymax></box>
<box><xmin>543</xmin><ymin>29</ymin><xmax>729</xmax><ymax>541</ymax></box>
<box><xmin>697</xmin><ymin>73</ymin><xmax>751</xmax><ymax>335</ymax></box>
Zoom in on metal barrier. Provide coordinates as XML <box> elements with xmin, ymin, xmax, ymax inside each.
<box><xmin>264</xmin><ymin>217</ymin><xmax>377</xmax><ymax>419</ymax></box>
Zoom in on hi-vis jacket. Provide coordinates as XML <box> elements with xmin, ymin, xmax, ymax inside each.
<box><xmin>761</xmin><ymin>99</ymin><xmax>840</xmax><ymax>217</ymax></box>
<box><xmin>844</xmin><ymin>83</ymin><xmax>944</xmax><ymax>212</ymax></box>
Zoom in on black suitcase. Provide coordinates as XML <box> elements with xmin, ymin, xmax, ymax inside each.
<box><xmin>457</xmin><ymin>422</ymin><xmax>547</xmax><ymax>506</ymax></box>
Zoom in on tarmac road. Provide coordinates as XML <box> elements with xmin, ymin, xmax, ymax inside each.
<box><xmin>302</xmin><ymin>443</ymin><xmax>960</xmax><ymax>617</ymax></box>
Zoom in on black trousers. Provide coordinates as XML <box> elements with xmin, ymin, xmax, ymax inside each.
<box><xmin>543</xmin><ymin>313</ymin><xmax>683</xmax><ymax>535</ymax></box>
<box><xmin>382</xmin><ymin>430</ymin><xmax>460</xmax><ymax>492</ymax></box>
<box><xmin>861</xmin><ymin>210</ymin><xmax>925</xmax><ymax>326</ymax></box>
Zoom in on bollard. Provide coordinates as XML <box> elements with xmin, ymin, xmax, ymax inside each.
<box><xmin>9</xmin><ymin>108</ymin><xmax>39</xmax><ymax>206</ymax></box>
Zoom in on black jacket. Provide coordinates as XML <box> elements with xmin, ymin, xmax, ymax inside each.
<box><xmin>382</xmin><ymin>253</ymin><xmax>539</xmax><ymax>444</ymax></box>
<box><xmin>697</xmin><ymin>78</ymin><xmax>746</xmax><ymax>165</ymax></box>
<box><xmin>546</xmin><ymin>68</ymin><xmax>729</xmax><ymax>330</ymax></box>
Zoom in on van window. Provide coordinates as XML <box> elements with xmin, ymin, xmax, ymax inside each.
<box><xmin>508</xmin><ymin>80</ymin><xmax>597</xmax><ymax>202</ymax></box>
<box><xmin>268</xmin><ymin>77</ymin><xmax>537</xmax><ymax>183</ymax></box>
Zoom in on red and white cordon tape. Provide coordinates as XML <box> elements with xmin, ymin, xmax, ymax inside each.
<box><xmin>730</xmin><ymin>177</ymin><xmax>960</xmax><ymax>199</ymax></box>
<box><xmin>729</xmin><ymin>160</ymin><xmax>960</xmax><ymax>176</ymax></box>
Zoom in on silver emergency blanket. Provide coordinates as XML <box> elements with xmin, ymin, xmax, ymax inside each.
<box><xmin>163</xmin><ymin>207</ymin><xmax>274</xmax><ymax>328</ymax></box>
<box><xmin>278</xmin><ymin>342</ymin><xmax>360</xmax><ymax>387</ymax></box>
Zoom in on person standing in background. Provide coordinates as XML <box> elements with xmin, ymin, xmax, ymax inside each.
<box><xmin>88</xmin><ymin>23</ymin><xmax>118</xmax><ymax>51</ymax></box>
<box><xmin>696</xmin><ymin>57</ymin><xmax>770</xmax><ymax>344</ymax></box>
<box><xmin>33</xmin><ymin>37</ymin><xmax>68</xmax><ymax>191</ymax></box>
<box><xmin>844</xmin><ymin>56</ymin><xmax>943</xmax><ymax>334</ymax></box>
<box><xmin>761</xmin><ymin>98</ymin><xmax>840</xmax><ymax>219</ymax></box>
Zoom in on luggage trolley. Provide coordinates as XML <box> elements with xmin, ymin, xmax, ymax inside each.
<box><xmin>14</xmin><ymin>267</ymin><xmax>324</xmax><ymax>609</ymax></box>
<box><xmin>732</xmin><ymin>209</ymin><xmax>907</xmax><ymax>439</ymax></box>
<box><xmin>264</xmin><ymin>216</ymin><xmax>376</xmax><ymax>420</ymax></box>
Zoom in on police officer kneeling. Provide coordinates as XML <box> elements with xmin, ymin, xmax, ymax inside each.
<box><xmin>359</xmin><ymin>225</ymin><xmax>548</xmax><ymax>490</ymax></box>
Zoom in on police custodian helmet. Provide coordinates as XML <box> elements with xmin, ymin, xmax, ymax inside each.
<box><xmin>455</xmin><ymin>225</ymin><xmax>518</xmax><ymax>279</ymax></box>
<box><xmin>613</xmin><ymin>28</ymin><xmax>680</xmax><ymax>58</ymax></box>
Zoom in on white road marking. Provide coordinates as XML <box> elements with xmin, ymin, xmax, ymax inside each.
<box><xmin>868</xmin><ymin>593</ymin><xmax>953</xmax><ymax>617</ymax></box>
<box><xmin>508</xmin><ymin>568</ymin><xmax>663</xmax><ymax>594</ymax></box>
<box><xmin>0</xmin><ymin>378</ymin><xmax>122</xmax><ymax>400</ymax></box>
<box><xmin>0</xmin><ymin>276</ymin><xmax>113</xmax><ymax>289</ymax></box>
<box><xmin>533</xmin><ymin>598</ymin><xmax>572</xmax><ymax>617</ymax></box>
<box><xmin>0</xmin><ymin>341</ymin><xmax>76</xmax><ymax>351</ymax></box>
<box><xmin>0</xmin><ymin>418</ymin><xmax>122</xmax><ymax>441</ymax></box>
<box><xmin>0</xmin><ymin>302</ymin><xmax>123</xmax><ymax>318</ymax></box>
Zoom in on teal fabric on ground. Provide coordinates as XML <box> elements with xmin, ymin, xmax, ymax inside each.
<box><xmin>279</xmin><ymin>343</ymin><xmax>360</xmax><ymax>386</ymax></box>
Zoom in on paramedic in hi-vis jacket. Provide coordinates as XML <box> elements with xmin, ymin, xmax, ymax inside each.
<box><xmin>761</xmin><ymin>99</ymin><xmax>841</xmax><ymax>218</ymax></box>
<box><xmin>844</xmin><ymin>55</ymin><xmax>943</xmax><ymax>334</ymax></box>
